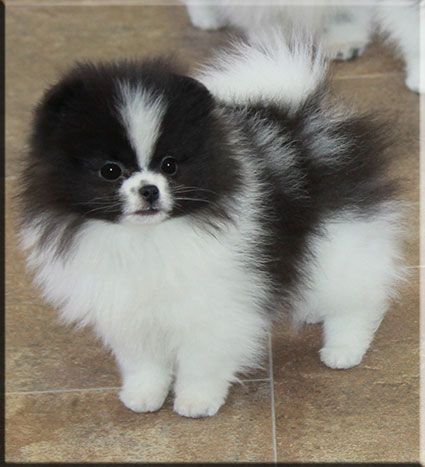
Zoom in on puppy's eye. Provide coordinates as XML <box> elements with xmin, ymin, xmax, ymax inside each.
<box><xmin>161</xmin><ymin>157</ymin><xmax>178</xmax><ymax>175</ymax></box>
<box><xmin>100</xmin><ymin>162</ymin><xmax>123</xmax><ymax>181</ymax></box>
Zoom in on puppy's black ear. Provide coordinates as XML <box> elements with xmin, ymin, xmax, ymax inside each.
<box><xmin>41</xmin><ymin>77</ymin><xmax>86</xmax><ymax>118</ymax></box>
<box><xmin>179</xmin><ymin>75</ymin><xmax>213</xmax><ymax>102</ymax></box>
<box><xmin>179</xmin><ymin>74</ymin><xmax>211</xmax><ymax>93</ymax></box>
<box><xmin>31</xmin><ymin>75</ymin><xmax>88</xmax><ymax>151</ymax></box>
<box><xmin>171</xmin><ymin>74</ymin><xmax>215</xmax><ymax>122</ymax></box>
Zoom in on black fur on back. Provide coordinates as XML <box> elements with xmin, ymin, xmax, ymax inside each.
<box><xmin>223</xmin><ymin>88</ymin><xmax>398</xmax><ymax>305</ymax></box>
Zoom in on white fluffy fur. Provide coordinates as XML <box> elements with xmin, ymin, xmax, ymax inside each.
<box><xmin>196</xmin><ymin>31</ymin><xmax>327</xmax><ymax>109</ymax></box>
<box><xmin>20</xmin><ymin>35</ymin><xmax>406</xmax><ymax>417</ymax></box>
<box><xmin>184</xmin><ymin>0</ymin><xmax>422</xmax><ymax>93</ymax></box>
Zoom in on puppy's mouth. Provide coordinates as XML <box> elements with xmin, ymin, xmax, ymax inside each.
<box><xmin>124</xmin><ymin>206</ymin><xmax>169</xmax><ymax>225</ymax></box>
<box><xmin>133</xmin><ymin>208</ymin><xmax>161</xmax><ymax>216</ymax></box>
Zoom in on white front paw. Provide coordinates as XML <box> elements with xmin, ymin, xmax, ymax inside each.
<box><xmin>173</xmin><ymin>385</ymin><xmax>228</xmax><ymax>418</ymax></box>
<box><xmin>174</xmin><ymin>394</ymin><xmax>225</xmax><ymax>418</ymax></box>
<box><xmin>320</xmin><ymin>345</ymin><xmax>365</xmax><ymax>369</ymax></box>
<box><xmin>119</xmin><ymin>382</ymin><xmax>169</xmax><ymax>413</ymax></box>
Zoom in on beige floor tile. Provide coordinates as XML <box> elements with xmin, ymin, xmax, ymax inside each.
<box><xmin>273</xmin><ymin>375</ymin><xmax>418</xmax><ymax>463</ymax></box>
<box><xmin>5</xmin><ymin>381</ymin><xmax>273</xmax><ymax>463</ymax></box>
<box><xmin>331</xmin><ymin>37</ymin><xmax>405</xmax><ymax>79</ymax></box>
<box><xmin>6</xmin><ymin>302</ymin><xmax>120</xmax><ymax>392</ymax></box>
<box><xmin>6</xmin><ymin>181</ymin><xmax>44</xmax><ymax>305</ymax></box>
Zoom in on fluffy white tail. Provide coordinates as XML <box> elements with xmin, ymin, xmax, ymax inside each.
<box><xmin>195</xmin><ymin>30</ymin><xmax>327</xmax><ymax>109</ymax></box>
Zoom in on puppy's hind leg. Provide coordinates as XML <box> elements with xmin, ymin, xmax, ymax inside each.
<box><xmin>301</xmin><ymin>210</ymin><xmax>404</xmax><ymax>369</ymax></box>
<box><xmin>320</xmin><ymin>306</ymin><xmax>386</xmax><ymax>369</ymax></box>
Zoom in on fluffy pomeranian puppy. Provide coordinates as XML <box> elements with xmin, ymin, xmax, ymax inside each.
<box><xmin>183</xmin><ymin>0</ymin><xmax>422</xmax><ymax>93</ymax></box>
<box><xmin>18</xmin><ymin>33</ymin><xmax>405</xmax><ymax>418</ymax></box>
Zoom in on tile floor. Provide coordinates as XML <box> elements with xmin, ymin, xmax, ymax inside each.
<box><xmin>5</xmin><ymin>1</ymin><xmax>420</xmax><ymax>463</ymax></box>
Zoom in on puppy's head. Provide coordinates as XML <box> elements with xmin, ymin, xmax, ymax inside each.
<box><xmin>25</xmin><ymin>60</ymin><xmax>239</xmax><ymax>227</ymax></box>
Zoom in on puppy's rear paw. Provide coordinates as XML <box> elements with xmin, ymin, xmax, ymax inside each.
<box><xmin>320</xmin><ymin>345</ymin><xmax>365</xmax><ymax>369</ymax></box>
<box><xmin>326</xmin><ymin>43</ymin><xmax>366</xmax><ymax>61</ymax></box>
<box><xmin>323</xmin><ymin>21</ymin><xmax>369</xmax><ymax>61</ymax></box>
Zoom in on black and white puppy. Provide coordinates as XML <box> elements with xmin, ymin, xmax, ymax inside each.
<box><xmin>18</xmin><ymin>35</ymin><xmax>405</xmax><ymax>418</ymax></box>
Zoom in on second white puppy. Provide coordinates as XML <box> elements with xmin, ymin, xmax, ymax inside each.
<box><xmin>183</xmin><ymin>0</ymin><xmax>422</xmax><ymax>93</ymax></box>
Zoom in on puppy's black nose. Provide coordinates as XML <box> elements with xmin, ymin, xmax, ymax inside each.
<box><xmin>139</xmin><ymin>185</ymin><xmax>159</xmax><ymax>203</ymax></box>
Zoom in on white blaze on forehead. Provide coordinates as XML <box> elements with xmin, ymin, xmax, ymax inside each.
<box><xmin>117</xmin><ymin>81</ymin><xmax>166</xmax><ymax>169</ymax></box>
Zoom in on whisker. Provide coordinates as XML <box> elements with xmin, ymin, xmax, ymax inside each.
<box><xmin>174</xmin><ymin>197</ymin><xmax>211</xmax><ymax>203</ymax></box>
<box><xmin>74</xmin><ymin>196</ymin><xmax>121</xmax><ymax>206</ymax></box>
<box><xmin>173</xmin><ymin>185</ymin><xmax>218</xmax><ymax>195</ymax></box>
<box><xmin>82</xmin><ymin>206</ymin><xmax>120</xmax><ymax>214</ymax></box>
<box><xmin>174</xmin><ymin>197</ymin><xmax>223</xmax><ymax>210</ymax></box>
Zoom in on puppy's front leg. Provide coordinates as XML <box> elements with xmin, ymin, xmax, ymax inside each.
<box><xmin>172</xmin><ymin>300</ymin><xmax>267</xmax><ymax>418</ymax></box>
<box><xmin>174</xmin><ymin>334</ymin><xmax>247</xmax><ymax>417</ymax></box>
<box><xmin>173</xmin><ymin>340</ymin><xmax>238</xmax><ymax>418</ymax></box>
<box><xmin>114</xmin><ymin>345</ymin><xmax>173</xmax><ymax>413</ymax></box>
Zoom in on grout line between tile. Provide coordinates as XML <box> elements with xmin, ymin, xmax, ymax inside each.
<box><xmin>268</xmin><ymin>333</ymin><xmax>278</xmax><ymax>464</ymax></box>
<box><xmin>5</xmin><ymin>386</ymin><xmax>120</xmax><ymax>395</ymax></box>
<box><xmin>333</xmin><ymin>71</ymin><xmax>403</xmax><ymax>81</ymax></box>
<box><xmin>240</xmin><ymin>377</ymin><xmax>271</xmax><ymax>383</ymax></box>
<box><xmin>6</xmin><ymin>378</ymin><xmax>271</xmax><ymax>397</ymax></box>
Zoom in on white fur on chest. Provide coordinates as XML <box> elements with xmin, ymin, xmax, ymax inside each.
<box><xmin>22</xmin><ymin>216</ymin><xmax>269</xmax><ymax>355</ymax></box>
